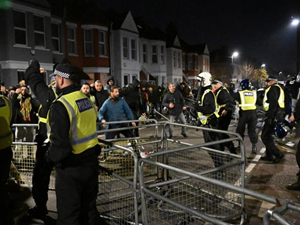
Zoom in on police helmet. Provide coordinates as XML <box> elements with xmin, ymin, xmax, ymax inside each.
<box><xmin>274</xmin><ymin>124</ymin><xmax>289</xmax><ymax>139</ymax></box>
<box><xmin>197</xmin><ymin>72</ymin><xmax>212</xmax><ymax>87</ymax></box>
<box><xmin>240</xmin><ymin>79</ymin><xmax>251</xmax><ymax>90</ymax></box>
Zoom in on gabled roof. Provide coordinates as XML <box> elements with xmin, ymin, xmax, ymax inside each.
<box><xmin>166</xmin><ymin>35</ymin><xmax>181</xmax><ymax>49</ymax></box>
<box><xmin>180</xmin><ymin>39</ymin><xmax>209</xmax><ymax>55</ymax></box>
<box><xmin>112</xmin><ymin>11</ymin><xmax>138</xmax><ymax>34</ymax></box>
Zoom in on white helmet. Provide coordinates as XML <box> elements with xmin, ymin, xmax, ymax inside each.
<box><xmin>197</xmin><ymin>72</ymin><xmax>212</xmax><ymax>87</ymax></box>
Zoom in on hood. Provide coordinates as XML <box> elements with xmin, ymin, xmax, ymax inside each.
<box><xmin>106</xmin><ymin>76</ymin><xmax>115</xmax><ymax>85</ymax></box>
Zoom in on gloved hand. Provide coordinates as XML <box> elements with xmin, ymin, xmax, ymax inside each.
<box><xmin>25</xmin><ymin>60</ymin><xmax>40</xmax><ymax>81</ymax></box>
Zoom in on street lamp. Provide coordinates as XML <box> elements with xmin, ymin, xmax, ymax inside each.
<box><xmin>231</xmin><ymin>51</ymin><xmax>239</xmax><ymax>63</ymax></box>
<box><xmin>291</xmin><ymin>17</ymin><xmax>300</xmax><ymax>74</ymax></box>
<box><xmin>261</xmin><ymin>63</ymin><xmax>266</xmax><ymax>68</ymax></box>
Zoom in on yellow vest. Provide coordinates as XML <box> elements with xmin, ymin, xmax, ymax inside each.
<box><xmin>38</xmin><ymin>87</ymin><xmax>58</xmax><ymax>125</ymax></box>
<box><xmin>197</xmin><ymin>89</ymin><xmax>219</xmax><ymax>125</ymax></box>
<box><xmin>263</xmin><ymin>84</ymin><xmax>285</xmax><ymax>111</ymax></box>
<box><xmin>0</xmin><ymin>95</ymin><xmax>13</xmax><ymax>150</ymax></box>
<box><xmin>215</xmin><ymin>87</ymin><xmax>229</xmax><ymax>113</ymax></box>
<box><xmin>239</xmin><ymin>90</ymin><xmax>257</xmax><ymax>111</ymax></box>
<box><xmin>48</xmin><ymin>91</ymin><xmax>98</xmax><ymax>154</ymax></box>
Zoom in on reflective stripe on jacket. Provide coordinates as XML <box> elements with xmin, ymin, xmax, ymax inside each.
<box><xmin>239</xmin><ymin>90</ymin><xmax>257</xmax><ymax>111</ymax></box>
<box><xmin>197</xmin><ymin>89</ymin><xmax>219</xmax><ymax>125</ymax></box>
<box><xmin>263</xmin><ymin>84</ymin><xmax>285</xmax><ymax>111</ymax></box>
<box><xmin>48</xmin><ymin>91</ymin><xmax>98</xmax><ymax>154</ymax></box>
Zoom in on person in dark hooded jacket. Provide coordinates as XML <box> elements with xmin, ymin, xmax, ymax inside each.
<box><xmin>104</xmin><ymin>76</ymin><xmax>115</xmax><ymax>94</ymax></box>
<box><xmin>90</xmin><ymin>80</ymin><xmax>108</xmax><ymax>111</ymax></box>
<box><xmin>120</xmin><ymin>79</ymin><xmax>144</xmax><ymax>136</ymax></box>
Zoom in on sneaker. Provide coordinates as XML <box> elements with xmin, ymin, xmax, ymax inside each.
<box><xmin>273</xmin><ymin>153</ymin><xmax>285</xmax><ymax>164</ymax></box>
<box><xmin>251</xmin><ymin>144</ymin><xmax>257</xmax><ymax>154</ymax></box>
<box><xmin>286</xmin><ymin>181</ymin><xmax>300</xmax><ymax>191</ymax></box>
<box><xmin>181</xmin><ymin>133</ymin><xmax>187</xmax><ymax>138</ymax></box>
<box><xmin>260</xmin><ymin>156</ymin><xmax>274</xmax><ymax>162</ymax></box>
<box><xmin>28</xmin><ymin>206</ymin><xmax>48</xmax><ymax>221</ymax></box>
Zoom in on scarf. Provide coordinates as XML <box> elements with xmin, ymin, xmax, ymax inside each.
<box><xmin>19</xmin><ymin>95</ymin><xmax>32</xmax><ymax>122</ymax></box>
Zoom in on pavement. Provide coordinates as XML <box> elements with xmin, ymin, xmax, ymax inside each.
<box><xmin>10</xmin><ymin>120</ymin><xmax>300</xmax><ymax>224</ymax></box>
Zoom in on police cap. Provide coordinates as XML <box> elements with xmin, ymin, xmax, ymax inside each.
<box><xmin>53</xmin><ymin>64</ymin><xmax>90</xmax><ymax>80</ymax></box>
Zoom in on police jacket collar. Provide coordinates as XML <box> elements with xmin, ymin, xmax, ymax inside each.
<box><xmin>58</xmin><ymin>84</ymin><xmax>80</xmax><ymax>96</ymax></box>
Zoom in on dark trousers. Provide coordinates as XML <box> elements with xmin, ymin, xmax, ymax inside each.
<box><xmin>55</xmin><ymin>157</ymin><xmax>102</xmax><ymax>225</ymax></box>
<box><xmin>0</xmin><ymin>147</ymin><xmax>13</xmax><ymax>225</ymax></box>
<box><xmin>236</xmin><ymin>110</ymin><xmax>258</xmax><ymax>144</ymax></box>
<box><xmin>218</xmin><ymin>110</ymin><xmax>235</xmax><ymax>152</ymax></box>
<box><xmin>32</xmin><ymin>141</ymin><xmax>53</xmax><ymax>210</ymax></box>
<box><xmin>202</xmin><ymin>121</ymin><xmax>223</xmax><ymax>168</ymax></box>
<box><xmin>105</xmin><ymin>123</ymin><xmax>133</xmax><ymax>139</ymax></box>
<box><xmin>261</xmin><ymin>120</ymin><xmax>282</xmax><ymax>158</ymax></box>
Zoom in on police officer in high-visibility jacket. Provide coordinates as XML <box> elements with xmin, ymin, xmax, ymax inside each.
<box><xmin>261</xmin><ymin>75</ymin><xmax>285</xmax><ymax>163</ymax></box>
<box><xmin>44</xmin><ymin>64</ymin><xmax>103</xmax><ymax>224</ymax></box>
<box><xmin>0</xmin><ymin>89</ymin><xmax>14</xmax><ymax>225</ymax></box>
<box><xmin>233</xmin><ymin>79</ymin><xmax>258</xmax><ymax>154</ymax></box>
<box><xmin>212</xmin><ymin>79</ymin><xmax>237</xmax><ymax>154</ymax></box>
<box><xmin>194</xmin><ymin>72</ymin><xmax>222</xmax><ymax>168</ymax></box>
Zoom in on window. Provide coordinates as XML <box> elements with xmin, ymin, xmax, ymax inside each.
<box><xmin>161</xmin><ymin>46</ymin><xmax>165</xmax><ymax>63</ymax></box>
<box><xmin>188</xmin><ymin>55</ymin><xmax>193</xmax><ymax>70</ymax></box>
<box><xmin>13</xmin><ymin>11</ymin><xmax>27</xmax><ymax>45</ymax></box>
<box><xmin>34</xmin><ymin>15</ymin><xmax>45</xmax><ymax>47</ymax></box>
<box><xmin>99</xmin><ymin>31</ymin><xmax>106</xmax><ymax>56</ymax></box>
<box><xmin>68</xmin><ymin>27</ymin><xmax>77</xmax><ymax>54</ymax></box>
<box><xmin>132</xmin><ymin>74</ymin><xmax>137</xmax><ymax>82</ymax></box>
<box><xmin>84</xmin><ymin>29</ymin><xmax>93</xmax><ymax>56</ymax></box>
<box><xmin>143</xmin><ymin>44</ymin><xmax>147</xmax><ymax>63</ymax></box>
<box><xmin>123</xmin><ymin>37</ymin><xmax>129</xmax><ymax>59</ymax></box>
<box><xmin>17</xmin><ymin>71</ymin><xmax>25</xmax><ymax>82</ymax></box>
<box><xmin>51</xmin><ymin>23</ymin><xmax>61</xmax><ymax>52</ymax></box>
<box><xmin>124</xmin><ymin>74</ymin><xmax>129</xmax><ymax>85</ymax></box>
<box><xmin>131</xmin><ymin>39</ymin><xmax>137</xmax><ymax>60</ymax></box>
<box><xmin>182</xmin><ymin>54</ymin><xmax>186</xmax><ymax>71</ymax></box>
<box><xmin>173</xmin><ymin>52</ymin><xmax>177</xmax><ymax>68</ymax></box>
<box><xmin>194</xmin><ymin>55</ymin><xmax>198</xmax><ymax>70</ymax></box>
<box><xmin>178</xmin><ymin>52</ymin><xmax>181</xmax><ymax>68</ymax></box>
<box><xmin>152</xmin><ymin>45</ymin><xmax>158</xmax><ymax>63</ymax></box>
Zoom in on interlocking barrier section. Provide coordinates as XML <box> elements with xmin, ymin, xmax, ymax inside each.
<box><xmin>9</xmin><ymin>121</ymin><xmax>300</xmax><ymax>224</ymax></box>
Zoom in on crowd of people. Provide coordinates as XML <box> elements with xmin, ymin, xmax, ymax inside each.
<box><xmin>1</xmin><ymin>60</ymin><xmax>300</xmax><ymax>224</ymax></box>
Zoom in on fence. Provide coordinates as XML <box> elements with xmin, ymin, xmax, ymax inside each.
<box><xmin>9</xmin><ymin>121</ymin><xmax>300</xmax><ymax>225</ymax></box>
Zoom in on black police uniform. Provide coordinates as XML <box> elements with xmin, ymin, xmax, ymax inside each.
<box><xmin>261</xmin><ymin>83</ymin><xmax>285</xmax><ymax>163</ymax></box>
<box><xmin>45</xmin><ymin>83</ymin><xmax>103</xmax><ymax>225</ymax></box>
<box><xmin>286</xmin><ymin>99</ymin><xmax>300</xmax><ymax>190</ymax></box>
<box><xmin>25</xmin><ymin>61</ymin><xmax>56</xmax><ymax>218</ymax></box>
<box><xmin>214</xmin><ymin>86</ymin><xmax>237</xmax><ymax>154</ymax></box>
<box><xmin>195</xmin><ymin>86</ymin><xmax>223</xmax><ymax>168</ymax></box>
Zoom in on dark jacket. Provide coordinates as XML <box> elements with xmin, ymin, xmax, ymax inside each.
<box><xmin>162</xmin><ymin>90</ymin><xmax>185</xmax><ymax>116</ymax></box>
<box><xmin>45</xmin><ymin>84</ymin><xmax>100</xmax><ymax>166</ymax></box>
<box><xmin>195</xmin><ymin>86</ymin><xmax>216</xmax><ymax>115</ymax></box>
<box><xmin>104</xmin><ymin>76</ymin><xmax>115</xmax><ymax>93</ymax></box>
<box><xmin>215</xmin><ymin>86</ymin><xmax>235</xmax><ymax>112</ymax></box>
<box><xmin>265</xmin><ymin>84</ymin><xmax>284</xmax><ymax>120</ymax></box>
<box><xmin>120</xmin><ymin>79</ymin><xmax>144</xmax><ymax>117</ymax></box>
<box><xmin>25</xmin><ymin>60</ymin><xmax>56</xmax><ymax>140</ymax></box>
<box><xmin>90</xmin><ymin>87</ymin><xmax>109</xmax><ymax>110</ymax></box>
<box><xmin>294</xmin><ymin>97</ymin><xmax>300</xmax><ymax>122</ymax></box>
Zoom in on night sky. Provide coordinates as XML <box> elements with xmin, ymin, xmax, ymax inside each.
<box><xmin>96</xmin><ymin>0</ymin><xmax>299</xmax><ymax>75</ymax></box>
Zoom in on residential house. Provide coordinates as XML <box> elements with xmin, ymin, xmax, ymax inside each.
<box><xmin>181</xmin><ymin>40</ymin><xmax>210</xmax><ymax>88</ymax></box>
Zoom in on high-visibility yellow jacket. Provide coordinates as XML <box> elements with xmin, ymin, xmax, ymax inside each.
<box><xmin>263</xmin><ymin>84</ymin><xmax>284</xmax><ymax>111</ymax></box>
<box><xmin>238</xmin><ymin>90</ymin><xmax>257</xmax><ymax>111</ymax></box>
<box><xmin>198</xmin><ymin>89</ymin><xmax>219</xmax><ymax>125</ymax></box>
<box><xmin>0</xmin><ymin>95</ymin><xmax>13</xmax><ymax>150</ymax></box>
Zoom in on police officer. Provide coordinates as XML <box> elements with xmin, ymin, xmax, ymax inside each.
<box><xmin>261</xmin><ymin>75</ymin><xmax>285</xmax><ymax>163</ymax></box>
<box><xmin>24</xmin><ymin>60</ymin><xmax>57</xmax><ymax>220</ymax></box>
<box><xmin>44</xmin><ymin>64</ymin><xmax>103</xmax><ymax>224</ymax></box>
<box><xmin>0</xmin><ymin>85</ymin><xmax>14</xmax><ymax>225</ymax></box>
<box><xmin>212</xmin><ymin>79</ymin><xmax>237</xmax><ymax>154</ymax></box>
<box><xmin>195</xmin><ymin>72</ymin><xmax>222</xmax><ymax>168</ymax></box>
<box><xmin>233</xmin><ymin>79</ymin><xmax>258</xmax><ymax>154</ymax></box>
<box><xmin>286</xmin><ymin>98</ymin><xmax>300</xmax><ymax>190</ymax></box>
